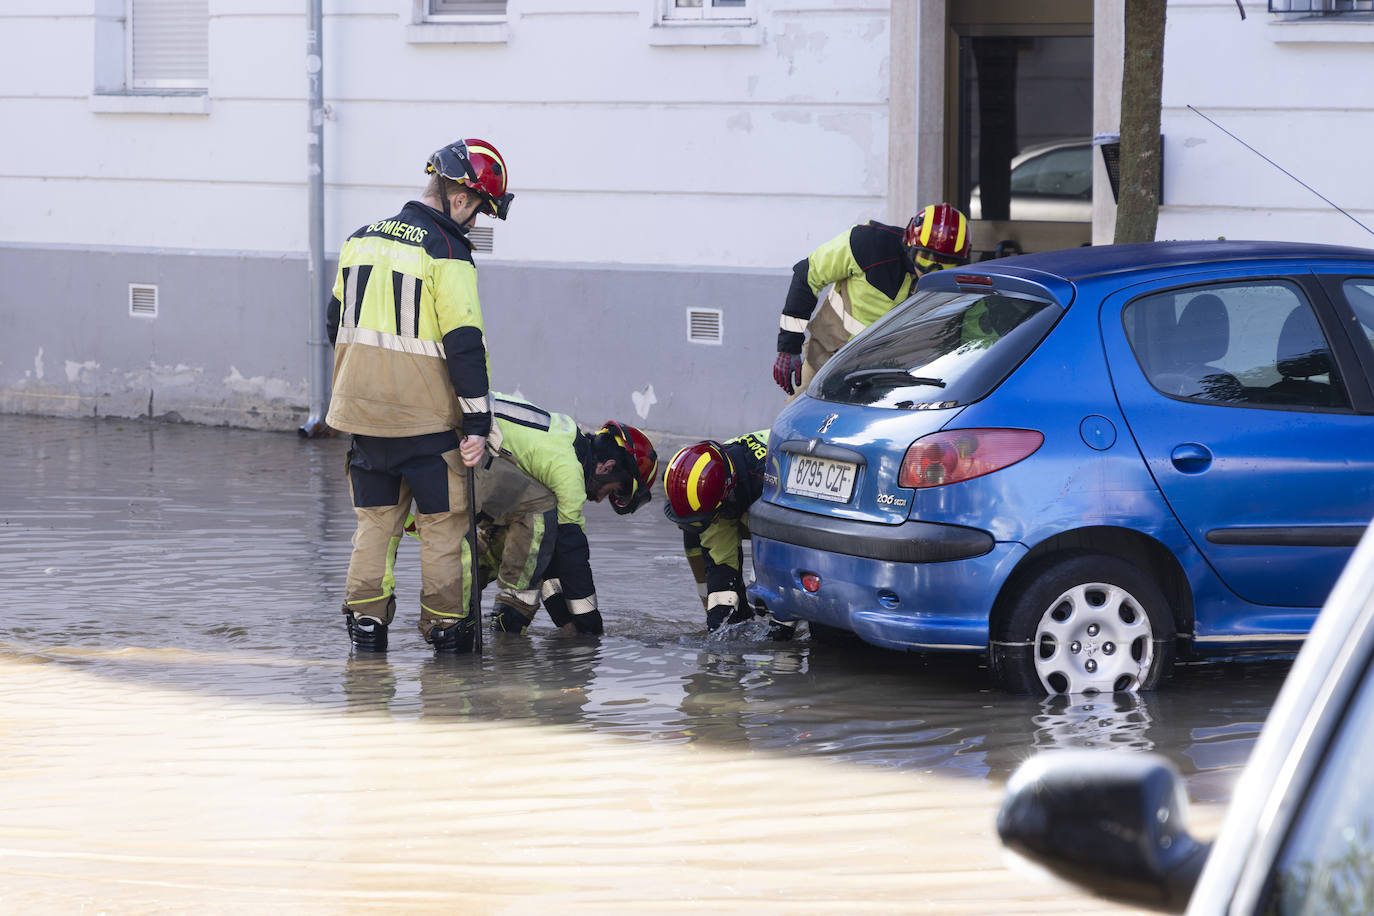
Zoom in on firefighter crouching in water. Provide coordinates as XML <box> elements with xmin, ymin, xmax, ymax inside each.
<box><xmin>327</xmin><ymin>137</ymin><xmax>514</xmax><ymax>654</ymax></box>
<box><xmin>479</xmin><ymin>393</ymin><xmax>659</xmax><ymax>637</ymax></box>
<box><xmin>662</xmin><ymin>431</ymin><xmax>795</xmax><ymax>641</ymax></box>
<box><xmin>772</xmin><ymin>203</ymin><xmax>972</xmax><ymax>398</ymax></box>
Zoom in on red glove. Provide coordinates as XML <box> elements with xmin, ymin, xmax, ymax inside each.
<box><xmin>773</xmin><ymin>351</ymin><xmax>804</xmax><ymax>395</ymax></box>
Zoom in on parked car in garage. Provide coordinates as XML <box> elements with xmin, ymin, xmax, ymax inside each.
<box><xmin>746</xmin><ymin>240</ymin><xmax>1374</xmax><ymax>694</ymax></box>
<box><xmin>996</xmin><ymin>525</ymin><xmax>1374</xmax><ymax>912</ymax></box>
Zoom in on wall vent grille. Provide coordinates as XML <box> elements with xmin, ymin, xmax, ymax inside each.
<box><xmin>129</xmin><ymin>283</ymin><xmax>158</xmax><ymax>318</ymax></box>
<box><xmin>687</xmin><ymin>308</ymin><xmax>723</xmax><ymax>345</ymax></box>
<box><xmin>468</xmin><ymin>226</ymin><xmax>494</xmax><ymax>252</ymax></box>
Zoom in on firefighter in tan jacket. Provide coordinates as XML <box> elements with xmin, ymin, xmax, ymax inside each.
<box><xmin>326</xmin><ymin>138</ymin><xmax>514</xmax><ymax>654</ymax></box>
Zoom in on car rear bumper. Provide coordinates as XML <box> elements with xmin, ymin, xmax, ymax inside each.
<box><xmin>747</xmin><ymin>513</ymin><xmax>1027</xmax><ymax>652</ymax></box>
<box><xmin>748</xmin><ymin>500</ymin><xmax>995</xmax><ymax>563</ymax></box>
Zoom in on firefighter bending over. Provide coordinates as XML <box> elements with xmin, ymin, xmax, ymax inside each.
<box><xmin>773</xmin><ymin>203</ymin><xmax>972</xmax><ymax>398</ymax></box>
<box><xmin>662</xmin><ymin>430</ymin><xmax>794</xmax><ymax>640</ymax></box>
<box><xmin>480</xmin><ymin>393</ymin><xmax>659</xmax><ymax>637</ymax></box>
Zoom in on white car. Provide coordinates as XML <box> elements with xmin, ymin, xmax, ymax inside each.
<box><xmin>997</xmin><ymin>523</ymin><xmax>1374</xmax><ymax>911</ymax></box>
<box><xmin>968</xmin><ymin>139</ymin><xmax>1093</xmax><ymax>223</ymax></box>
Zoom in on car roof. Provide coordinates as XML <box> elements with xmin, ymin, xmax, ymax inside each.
<box><xmin>972</xmin><ymin>239</ymin><xmax>1374</xmax><ymax>285</ymax></box>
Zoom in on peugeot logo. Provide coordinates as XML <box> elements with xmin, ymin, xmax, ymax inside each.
<box><xmin>818</xmin><ymin>413</ymin><xmax>838</xmax><ymax>434</ymax></box>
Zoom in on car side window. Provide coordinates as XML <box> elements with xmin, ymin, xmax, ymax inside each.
<box><xmin>1341</xmin><ymin>279</ymin><xmax>1374</xmax><ymax>351</ymax></box>
<box><xmin>1257</xmin><ymin>658</ymin><xmax>1374</xmax><ymax>914</ymax></box>
<box><xmin>1123</xmin><ymin>281</ymin><xmax>1352</xmax><ymax>410</ymax></box>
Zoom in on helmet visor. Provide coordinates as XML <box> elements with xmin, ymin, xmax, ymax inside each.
<box><xmin>488</xmin><ymin>192</ymin><xmax>514</xmax><ymax>221</ymax></box>
<box><xmin>610</xmin><ymin>479</ymin><xmax>650</xmax><ymax>515</ymax></box>
<box><xmin>915</xmin><ymin>251</ymin><xmax>967</xmax><ymax>273</ymax></box>
<box><xmin>662</xmin><ymin>499</ymin><xmax>716</xmax><ymax>531</ymax></box>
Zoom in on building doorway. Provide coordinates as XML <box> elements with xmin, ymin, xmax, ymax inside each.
<box><xmin>947</xmin><ymin>1</ymin><xmax>1093</xmax><ymax>259</ymax></box>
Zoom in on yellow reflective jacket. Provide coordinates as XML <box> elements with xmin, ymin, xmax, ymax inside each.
<box><xmin>325</xmin><ymin>201</ymin><xmax>492</xmax><ymax>439</ymax></box>
<box><xmin>777</xmin><ymin>221</ymin><xmax>915</xmax><ymax>354</ymax></box>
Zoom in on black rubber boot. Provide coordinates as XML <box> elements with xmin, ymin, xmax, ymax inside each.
<box><xmin>767</xmin><ymin>619</ymin><xmax>798</xmax><ymax>642</ymax></box>
<box><xmin>345</xmin><ymin>613</ymin><xmax>389</xmax><ymax>652</ymax></box>
<box><xmin>706</xmin><ymin>605</ymin><xmax>731</xmax><ymax>632</ymax></box>
<box><xmin>570</xmin><ymin>609</ymin><xmax>604</xmax><ymax>636</ymax></box>
<box><xmin>428</xmin><ymin>616</ymin><xmax>476</xmax><ymax>654</ymax></box>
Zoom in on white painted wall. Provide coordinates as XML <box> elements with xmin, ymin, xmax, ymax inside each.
<box><xmin>7</xmin><ymin>0</ymin><xmax>1374</xmax><ymax>434</ymax></box>
<box><xmin>0</xmin><ymin>1</ymin><xmax>896</xmax><ymax>269</ymax></box>
<box><xmin>1155</xmin><ymin>1</ymin><xmax>1374</xmax><ymax>248</ymax></box>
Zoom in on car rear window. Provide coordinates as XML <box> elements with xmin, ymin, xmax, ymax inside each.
<box><xmin>811</xmin><ymin>289</ymin><xmax>1060</xmax><ymax>408</ymax></box>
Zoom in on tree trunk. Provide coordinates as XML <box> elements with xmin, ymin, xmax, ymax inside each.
<box><xmin>1114</xmin><ymin>0</ymin><xmax>1167</xmax><ymax>244</ymax></box>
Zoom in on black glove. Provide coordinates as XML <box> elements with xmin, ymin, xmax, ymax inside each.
<box><xmin>571</xmin><ymin>610</ymin><xmax>604</xmax><ymax>636</ymax></box>
<box><xmin>773</xmin><ymin>351</ymin><xmax>804</xmax><ymax>395</ymax></box>
<box><xmin>492</xmin><ymin>604</ymin><xmax>531</xmax><ymax>635</ymax></box>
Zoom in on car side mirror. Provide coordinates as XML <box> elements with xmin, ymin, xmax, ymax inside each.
<box><xmin>997</xmin><ymin>750</ymin><xmax>1211</xmax><ymax>913</ymax></box>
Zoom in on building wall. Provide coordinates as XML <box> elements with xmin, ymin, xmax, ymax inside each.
<box><xmin>7</xmin><ymin>1</ymin><xmax>1373</xmax><ymax>437</ymax></box>
<box><xmin>0</xmin><ymin>243</ymin><xmax>787</xmax><ymax>434</ymax></box>
<box><xmin>1155</xmin><ymin>1</ymin><xmax>1374</xmax><ymax>248</ymax></box>
<box><xmin>0</xmin><ymin>0</ymin><xmax>893</xmax><ymax>438</ymax></box>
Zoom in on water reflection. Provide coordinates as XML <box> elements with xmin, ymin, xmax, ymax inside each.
<box><xmin>0</xmin><ymin>414</ymin><xmax>1292</xmax><ymax>796</ymax></box>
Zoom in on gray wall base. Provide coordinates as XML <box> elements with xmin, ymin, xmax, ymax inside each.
<box><xmin>1</xmin><ymin>243</ymin><xmax>792</xmax><ymax>440</ymax></box>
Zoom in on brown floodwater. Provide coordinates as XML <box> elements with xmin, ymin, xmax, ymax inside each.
<box><xmin>0</xmin><ymin>414</ymin><xmax>1292</xmax><ymax>913</ymax></box>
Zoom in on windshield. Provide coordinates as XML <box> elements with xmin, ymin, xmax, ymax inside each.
<box><xmin>812</xmin><ymin>288</ymin><xmax>1061</xmax><ymax>408</ymax></box>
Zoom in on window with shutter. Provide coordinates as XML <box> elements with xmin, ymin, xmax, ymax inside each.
<box><xmin>127</xmin><ymin>0</ymin><xmax>209</xmax><ymax>91</ymax></box>
<box><xmin>428</xmin><ymin>0</ymin><xmax>507</xmax><ymax>16</ymax></box>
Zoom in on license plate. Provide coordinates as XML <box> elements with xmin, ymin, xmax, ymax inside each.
<box><xmin>785</xmin><ymin>455</ymin><xmax>857</xmax><ymax>503</ymax></box>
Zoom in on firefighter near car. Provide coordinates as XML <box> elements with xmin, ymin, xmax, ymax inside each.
<box><xmin>772</xmin><ymin>203</ymin><xmax>971</xmax><ymax>397</ymax></box>
<box><xmin>478</xmin><ymin>394</ymin><xmax>659</xmax><ymax>637</ymax></box>
<box><xmin>662</xmin><ymin>431</ymin><xmax>794</xmax><ymax>640</ymax></box>
<box><xmin>327</xmin><ymin>137</ymin><xmax>513</xmax><ymax>655</ymax></box>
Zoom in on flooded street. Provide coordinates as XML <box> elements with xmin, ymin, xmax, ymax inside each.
<box><xmin>0</xmin><ymin>414</ymin><xmax>1292</xmax><ymax>913</ymax></box>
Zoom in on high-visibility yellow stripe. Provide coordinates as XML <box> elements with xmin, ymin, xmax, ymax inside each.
<box><xmin>686</xmin><ymin>451</ymin><xmax>712</xmax><ymax>512</ymax></box>
<box><xmin>919</xmin><ymin>205</ymin><xmax>935</xmax><ymax>247</ymax></box>
<box><xmin>511</xmin><ymin>511</ymin><xmax>547</xmax><ymax>589</ymax></box>
<box><xmin>954</xmin><ymin>215</ymin><xmax>967</xmax><ymax>255</ymax></box>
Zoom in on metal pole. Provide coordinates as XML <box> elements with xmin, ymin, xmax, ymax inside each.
<box><xmin>300</xmin><ymin>0</ymin><xmax>330</xmax><ymax>438</ymax></box>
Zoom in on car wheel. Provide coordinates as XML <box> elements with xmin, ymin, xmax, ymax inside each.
<box><xmin>990</xmin><ymin>553</ymin><xmax>1176</xmax><ymax>695</ymax></box>
<box><xmin>808</xmin><ymin>619</ymin><xmax>863</xmax><ymax>647</ymax></box>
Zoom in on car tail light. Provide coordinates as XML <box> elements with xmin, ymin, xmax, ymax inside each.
<box><xmin>801</xmin><ymin>573</ymin><xmax>821</xmax><ymax>593</ymax></box>
<box><xmin>898</xmin><ymin>429</ymin><xmax>1044</xmax><ymax>489</ymax></box>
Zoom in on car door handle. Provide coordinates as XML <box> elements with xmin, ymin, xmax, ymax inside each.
<box><xmin>1170</xmin><ymin>443</ymin><xmax>1213</xmax><ymax>474</ymax></box>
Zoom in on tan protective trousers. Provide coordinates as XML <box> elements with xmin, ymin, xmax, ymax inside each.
<box><xmin>345</xmin><ymin>449</ymin><xmax>474</xmax><ymax>640</ymax></box>
<box><xmin>473</xmin><ymin>452</ymin><xmax>558</xmax><ymax>595</ymax></box>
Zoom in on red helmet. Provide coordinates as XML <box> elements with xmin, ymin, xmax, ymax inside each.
<box><xmin>425</xmin><ymin>138</ymin><xmax>514</xmax><ymax>220</ymax></box>
<box><xmin>662</xmin><ymin>440</ymin><xmax>735</xmax><ymax>527</ymax></box>
<box><xmin>599</xmin><ymin>421</ymin><xmax>658</xmax><ymax>515</ymax></box>
<box><xmin>904</xmin><ymin>203</ymin><xmax>971</xmax><ymax>272</ymax></box>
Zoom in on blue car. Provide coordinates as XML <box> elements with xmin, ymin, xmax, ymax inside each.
<box><xmin>747</xmin><ymin>240</ymin><xmax>1374</xmax><ymax>694</ymax></box>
